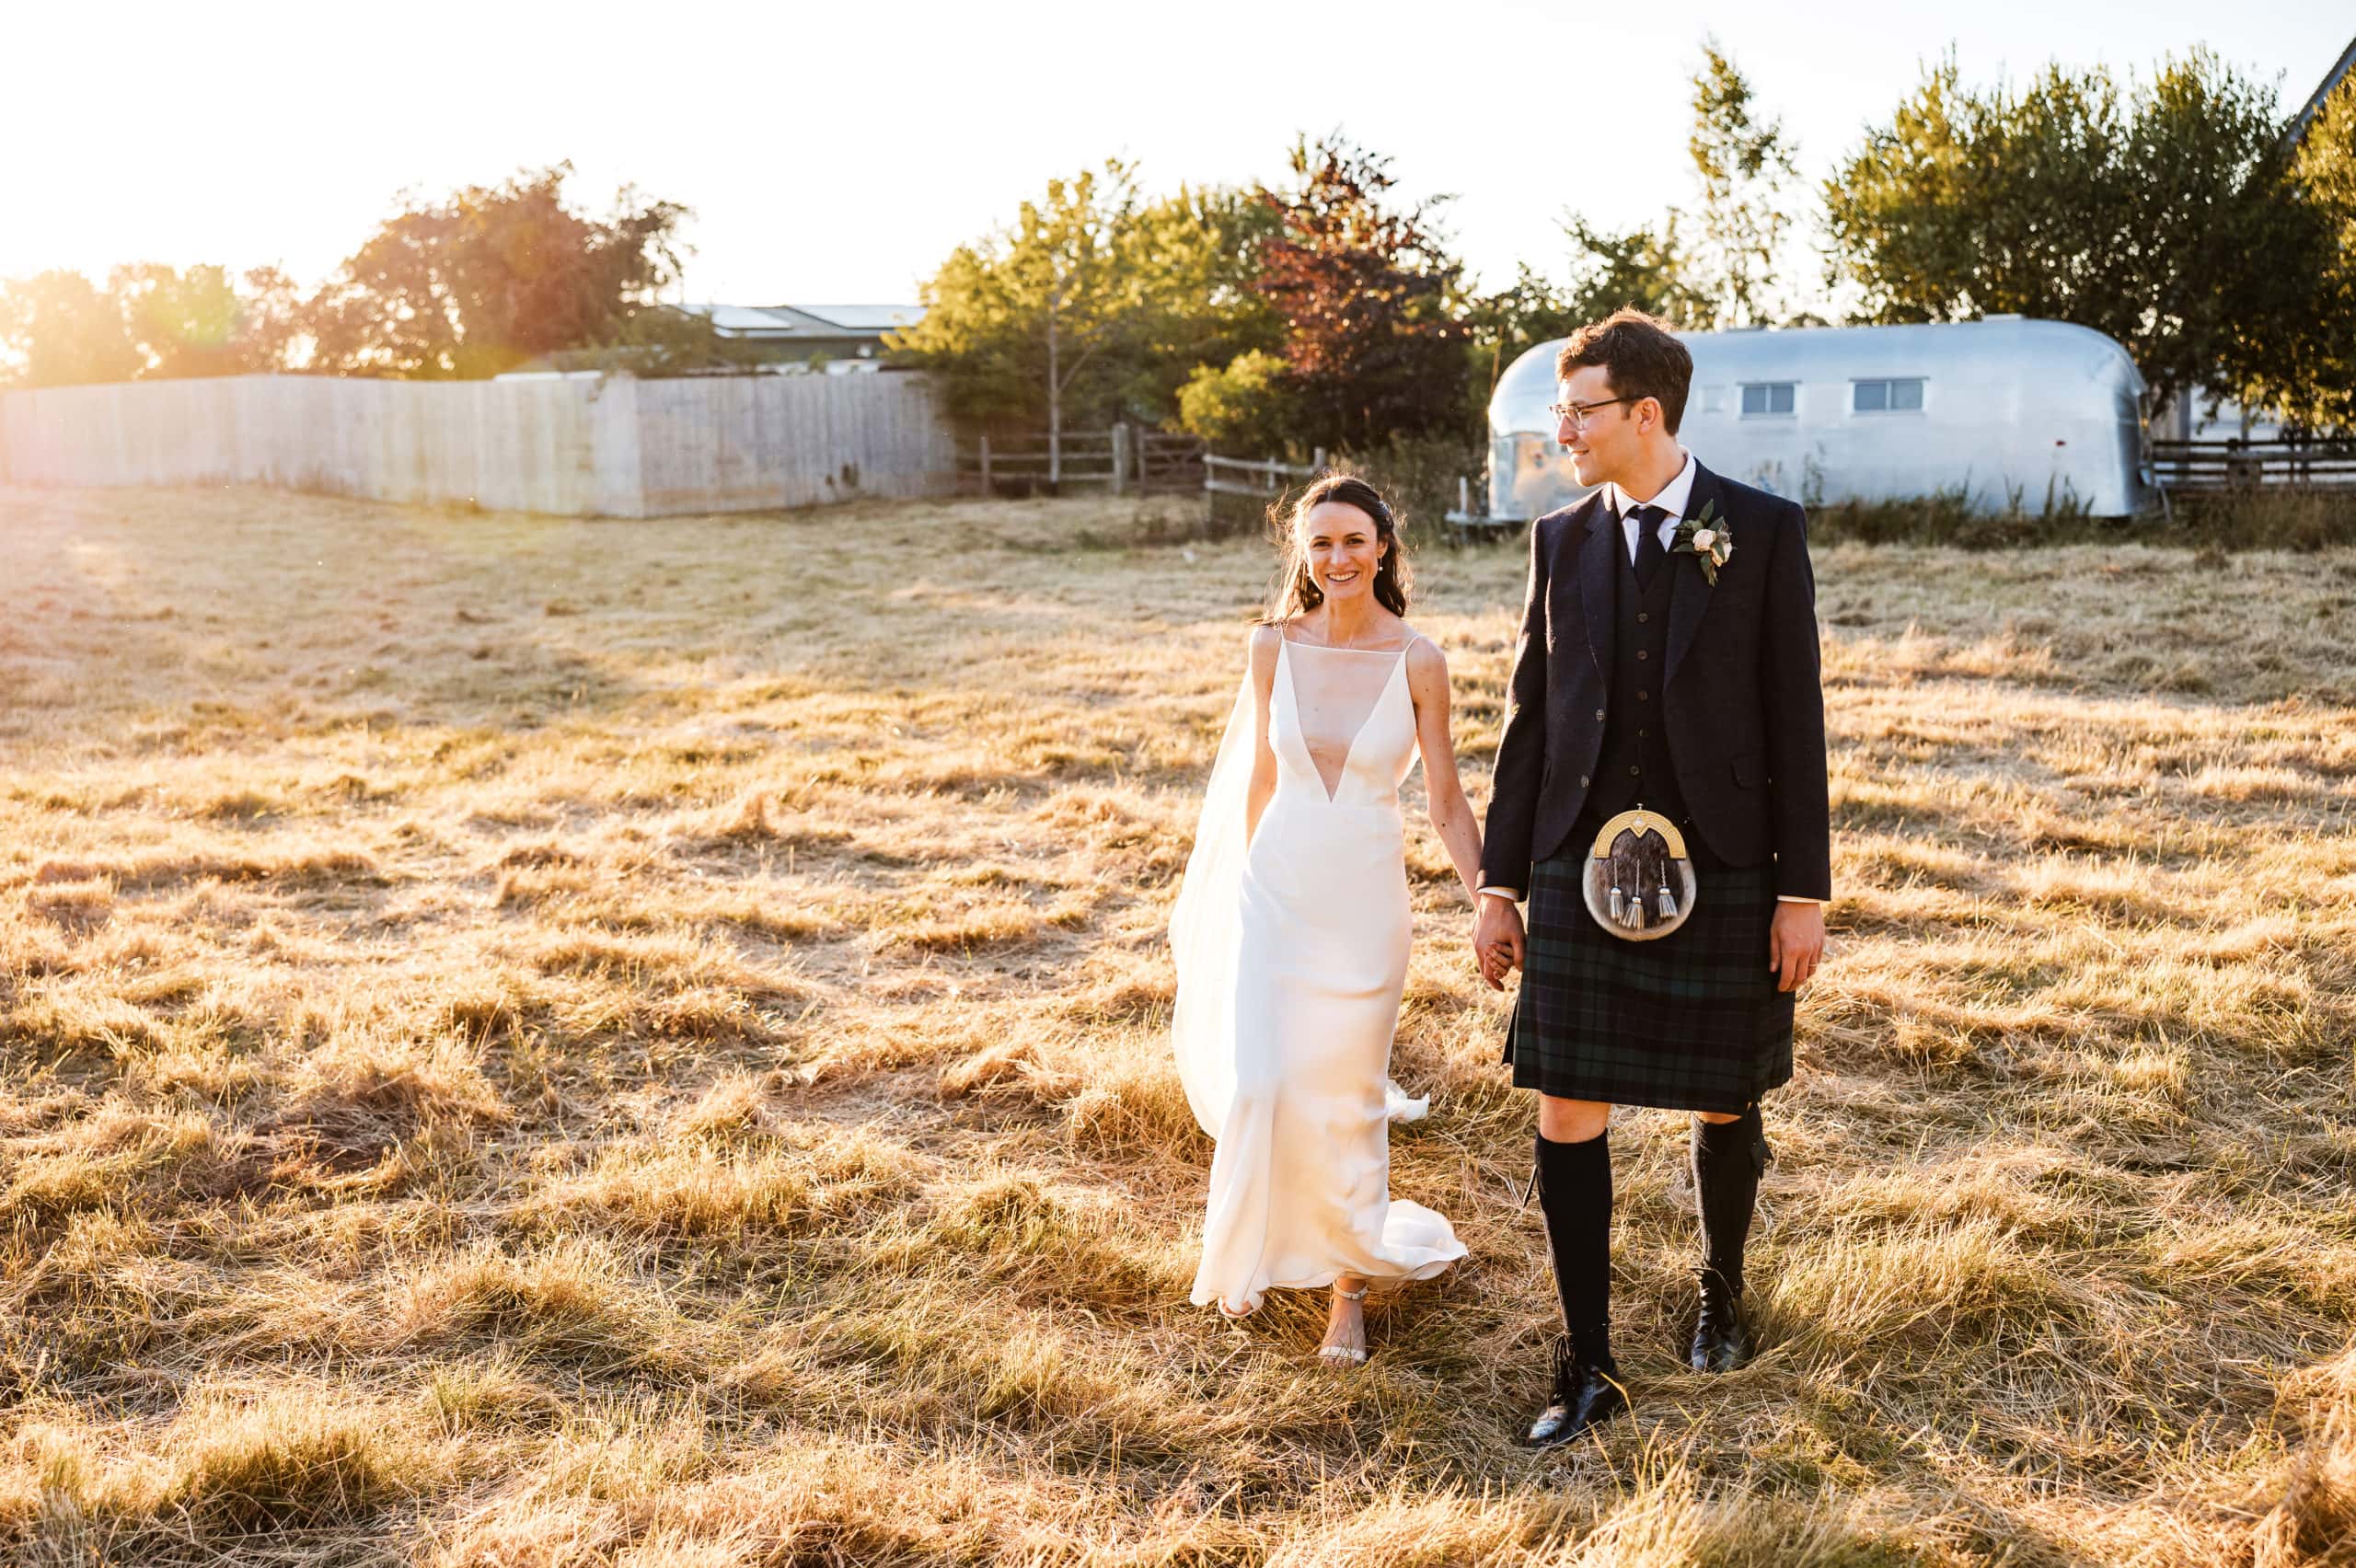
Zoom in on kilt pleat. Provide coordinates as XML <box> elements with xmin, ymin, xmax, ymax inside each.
<box><xmin>1506</xmin><ymin>853</ymin><xmax>1794</xmax><ymax>1114</ymax></box>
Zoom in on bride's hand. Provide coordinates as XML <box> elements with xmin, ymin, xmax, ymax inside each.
<box><xmin>1473</xmin><ymin>895</ymin><xmax>1525</xmax><ymax>991</ymax></box>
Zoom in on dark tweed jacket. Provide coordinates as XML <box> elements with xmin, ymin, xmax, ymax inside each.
<box><xmin>1478</xmin><ymin>460</ymin><xmax>1831</xmax><ymax>902</ymax></box>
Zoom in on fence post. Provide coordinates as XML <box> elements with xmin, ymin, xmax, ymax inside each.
<box><xmin>978</xmin><ymin>434</ymin><xmax>991</xmax><ymax>495</ymax></box>
<box><xmin>1111</xmin><ymin>423</ymin><xmax>1130</xmax><ymax>497</ymax></box>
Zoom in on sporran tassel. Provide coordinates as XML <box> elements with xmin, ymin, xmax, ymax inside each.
<box><xmin>1657</xmin><ymin>885</ymin><xmax>1678</xmax><ymax>919</ymax></box>
<box><xmin>1609</xmin><ymin>887</ymin><xmax>1624</xmax><ymax>922</ymax></box>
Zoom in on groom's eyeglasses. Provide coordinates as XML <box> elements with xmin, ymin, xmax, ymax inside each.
<box><xmin>1547</xmin><ymin>398</ymin><xmax>1635</xmax><ymax>430</ymax></box>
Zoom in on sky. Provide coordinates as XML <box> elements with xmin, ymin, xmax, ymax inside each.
<box><xmin>6</xmin><ymin>1</ymin><xmax>2349</xmax><ymax>310</ymax></box>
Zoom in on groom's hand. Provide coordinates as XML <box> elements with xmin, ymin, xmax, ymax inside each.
<box><xmin>1474</xmin><ymin>894</ymin><xmax>1525</xmax><ymax>992</ymax></box>
<box><xmin>1768</xmin><ymin>901</ymin><xmax>1826</xmax><ymax>993</ymax></box>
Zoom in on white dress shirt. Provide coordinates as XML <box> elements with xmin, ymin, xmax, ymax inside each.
<box><xmin>1478</xmin><ymin>448</ymin><xmax>1820</xmax><ymax>907</ymax></box>
<box><xmin>1607</xmin><ymin>448</ymin><xmax>1696</xmax><ymax>565</ymax></box>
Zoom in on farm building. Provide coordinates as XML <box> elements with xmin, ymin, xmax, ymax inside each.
<box><xmin>665</xmin><ymin>303</ymin><xmax>928</xmax><ymax>371</ymax></box>
<box><xmin>1472</xmin><ymin>317</ymin><xmax>2149</xmax><ymax>522</ymax></box>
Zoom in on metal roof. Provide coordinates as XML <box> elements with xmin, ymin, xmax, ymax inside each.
<box><xmin>793</xmin><ymin>305</ymin><xmax>926</xmax><ymax>330</ymax></box>
<box><xmin>674</xmin><ymin>303</ymin><xmax>926</xmax><ymax>340</ymax></box>
<box><xmin>2292</xmin><ymin>33</ymin><xmax>2356</xmax><ymax>143</ymax></box>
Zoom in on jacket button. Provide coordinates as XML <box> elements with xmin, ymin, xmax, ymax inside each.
<box><xmin>1636</xmin><ymin>650</ymin><xmax>1649</xmax><ymax>661</ymax></box>
<box><xmin>1594</xmin><ymin>709</ymin><xmax>1605</xmax><ymax>721</ymax></box>
<box><xmin>1638</xmin><ymin>690</ymin><xmax>1650</xmax><ymax>702</ymax></box>
<box><xmin>1578</xmin><ymin>775</ymin><xmax>1589</xmax><ymax>787</ymax></box>
<box><xmin>1629</xmin><ymin>766</ymin><xmax>1640</xmax><ymax>776</ymax></box>
<box><xmin>1637</xmin><ymin>612</ymin><xmax>1650</xmax><ymax>623</ymax></box>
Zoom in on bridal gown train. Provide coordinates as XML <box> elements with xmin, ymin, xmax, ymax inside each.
<box><xmin>1172</xmin><ymin>631</ymin><xmax>1467</xmax><ymax>1314</ymax></box>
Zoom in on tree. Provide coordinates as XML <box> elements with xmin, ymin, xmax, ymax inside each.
<box><xmin>1687</xmin><ymin>42</ymin><xmax>1801</xmax><ymax>327</ymax></box>
<box><xmin>2241</xmin><ymin>78</ymin><xmax>2356</xmax><ymax>432</ymax></box>
<box><xmin>1822</xmin><ymin>50</ymin><xmax>2313</xmax><ymax>409</ymax></box>
<box><xmin>1559</xmin><ymin>216</ymin><xmax>1715</xmax><ymax>329</ymax></box>
<box><xmin>1115</xmin><ymin>183</ymin><xmax>1286</xmax><ymax>423</ymax></box>
<box><xmin>0</xmin><ymin>271</ymin><xmax>143</xmax><ymax>386</ymax></box>
<box><xmin>1251</xmin><ymin>134</ymin><xmax>1470</xmax><ymax>451</ymax></box>
<box><xmin>891</xmin><ymin>161</ymin><xmax>1145</xmax><ymax>483</ymax></box>
<box><xmin>1549</xmin><ymin>45</ymin><xmax>1803</xmax><ymax>334</ymax></box>
<box><xmin>111</xmin><ymin>263</ymin><xmax>303</xmax><ymax>377</ymax></box>
<box><xmin>302</xmin><ymin>164</ymin><xmax>691</xmax><ymax>379</ymax></box>
<box><xmin>1176</xmin><ymin>348</ymin><xmax>1291</xmax><ymax>451</ymax></box>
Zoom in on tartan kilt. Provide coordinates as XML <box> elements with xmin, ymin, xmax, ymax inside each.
<box><xmin>1505</xmin><ymin>851</ymin><xmax>1794</xmax><ymax>1115</ymax></box>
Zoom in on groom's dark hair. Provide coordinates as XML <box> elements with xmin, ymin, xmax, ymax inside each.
<box><xmin>1557</xmin><ymin>308</ymin><xmax>1692</xmax><ymax>435</ymax></box>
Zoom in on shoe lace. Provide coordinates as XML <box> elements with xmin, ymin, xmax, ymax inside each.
<box><xmin>1695</xmin><ymin>1270</ymin><xmax>1741</xmax><ymax>1334</ymax></box>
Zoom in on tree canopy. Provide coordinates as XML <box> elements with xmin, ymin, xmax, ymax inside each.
<box><xmin>1821</xmin><ymin>50</ymin><xmax>2320</xmax><ymax>410</ymax></box>
<box><xmin>302</xmin><ymin>164</ymin><xmax>691</xmax><ymax>379</ymax></box>
<box><xmin>1249</xmin><ymin>135</ymin><xmax>1472</xmax><ymax>452</ymax></box>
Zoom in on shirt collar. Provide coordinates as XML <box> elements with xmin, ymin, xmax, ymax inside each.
<box><xmin>1606</xmin><ymin>448</ymin><xmax>1697</xmax><ymax>525</ymax></box>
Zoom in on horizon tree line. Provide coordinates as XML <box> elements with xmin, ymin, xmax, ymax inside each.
<box><xmin>4</xmin><ymin>46</ymin><xmax>2350</xmax><ymax>445</ymax></box>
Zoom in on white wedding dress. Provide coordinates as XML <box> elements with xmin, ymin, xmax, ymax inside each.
<box><xmin>1171</xmin><ymin>629</ymin><xmax>1467</xmax><ymax>1313</ymax></box>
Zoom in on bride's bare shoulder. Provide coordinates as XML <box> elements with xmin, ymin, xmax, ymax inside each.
<box><xmin>1246</xmin><ymin>621</ymin><xmax>1285</xmax><ymax>678</ymax></box>
<box><xmin>1403</xmin><ymin>626</ymin><xmax>1450</xmax><ymax>684</ymax></box>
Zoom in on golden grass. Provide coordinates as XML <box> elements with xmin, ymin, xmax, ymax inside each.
<box><xmin>0</xmin><ymin>481</ymin><xmax>2351</xmax><ymax>1563</ymax></box>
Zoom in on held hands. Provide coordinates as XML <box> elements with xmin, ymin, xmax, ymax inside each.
<box><xmin>1473</xmin><ymin>892</ymin><xmax>1823</xmax><ymax>992</ymax></box>
<box><xmin>1768</xmin><ymin>901</ymin><xmax>1826</xmax><ymax>993</ymax></box>
<box><xmin>1473</xmin><ymin>894</ymin><xmax>1525</xmax><ymax>991</ymax></box>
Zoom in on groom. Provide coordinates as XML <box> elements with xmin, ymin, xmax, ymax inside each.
<box><xmin>1474</xmin><ymin>308</ymin><xmax>1830</xmax><ymax>1446</ymax></box>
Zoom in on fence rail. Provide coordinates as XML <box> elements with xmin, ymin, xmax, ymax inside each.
<box><xmin>2150</xmin><ymin>436</ymin><xmax>2356</xmax><ymax>493</ymax></box>
<box><xmin>957</xmin><ymin>423</ymin><xmax>1207</xmax><ymax>496</ymax></box>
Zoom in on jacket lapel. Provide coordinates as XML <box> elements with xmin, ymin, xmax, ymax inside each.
<box><xmin>1663</xmin><ymin>462</ymin><xmax>1721</xmax><ymax>686</ymax></box>
<box><xmin>1576</xmin><ymin>496</ymin><xmax>1618</xmax><ymax>684</ymax></box>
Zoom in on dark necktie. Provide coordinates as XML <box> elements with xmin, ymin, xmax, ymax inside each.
<box><xmin>1630</xmin><ymin>504</ymin><xmax>1669</xmax><ymax>590</ymax></box>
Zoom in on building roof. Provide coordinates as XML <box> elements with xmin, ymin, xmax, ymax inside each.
<box><xmin>673</xmin><ymin>303</ymin><xmax>925</xmax><ymax>340</ymax></box>
<box><xmin>2292</xmin><ymin>33</ymin><xmax>2356</xmax><ymax>143</ymax></box>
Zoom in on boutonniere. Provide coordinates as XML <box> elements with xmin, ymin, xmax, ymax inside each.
<box><xmin>1670</xmin><ymin>501</ymin><xmax>1734</xmax><ymax>585</ymax></box>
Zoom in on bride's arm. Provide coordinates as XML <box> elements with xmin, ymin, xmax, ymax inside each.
<box><xmin>1243</xmin><ymin>626</ymin><xmax>1281</xmax><ymax>844</ymax></box>
<box><xmin>1404</xmin><ymin>639</ymin><xmax>1484</xmax><ymax>902</ymax></box>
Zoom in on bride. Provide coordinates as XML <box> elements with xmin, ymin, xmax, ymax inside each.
<box><xmin>1171</xmin><ymin>474</ymin><xmax>1492</xmax><ymax>1364</ymax></box>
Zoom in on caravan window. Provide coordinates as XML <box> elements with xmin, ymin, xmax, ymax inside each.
<box><xmin>1739</xmin><ymin>383</ymin><xmax>1796</xmax><ymax>417</ymax></box>
<box><xmin>1854</xmin><ymin>377</ymin><xmax>1924</xmax><ymax>412</ymax></box>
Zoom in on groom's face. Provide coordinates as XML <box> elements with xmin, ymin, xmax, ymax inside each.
<box><xmin>1557</xmin><ymin>365</ymin><xmax>1640</xmax><ymax>490</ymax></box>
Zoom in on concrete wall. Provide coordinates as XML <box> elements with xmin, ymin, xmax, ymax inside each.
<box><xmin>0</xmin><ymin>371</ymin><xmax>958</xmax><ymax>517</ymax></box>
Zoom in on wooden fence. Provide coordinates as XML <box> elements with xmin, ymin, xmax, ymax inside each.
<box><xmin>0</xmin><ymin>371</ymin><xmax>959</xmax><ymax>517</ymax></box>
<box><xmin>957</xmin><ymin>423</ymin><xmax>1206</xmax><ymax>496</ymax></box>
<box><xmin>2150</xmin><ymin>435</ymin><xmax>2356</xmax><ymax>495</ymax></box>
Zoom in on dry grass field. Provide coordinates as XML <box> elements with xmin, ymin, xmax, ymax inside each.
<box><xmin>1</xmin><ymin>481</ymin><xmax>2352</xmax><ymax>1566</ymax></box>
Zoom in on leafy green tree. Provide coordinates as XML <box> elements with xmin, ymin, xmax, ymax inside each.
<box><xmin>1116</xmin><ymin>183</ymin><xmax>1286</xmax><ymax>422</ymax></box>
<box><xmin>111</xmin><ymin>263</ymin><xmax>303</xmax><ymax>378</ymax></box>
<box><xmin>1251</xmin><ymin>134</ymin><xmax>1471</xmax><ymax>451</ymax></box>
<box><xmin>1176</xmin><ymin>347</ymin><xmax>1290</xmax><ymax>450</ymax></box>
<box><xmin>1559</xmin><ymin>216</ymin><xmax>1715</xmax><ymax>329</ymax></box>
<box><xmin>2243</xmin><ymin>78</ymin><xmax>2356</xmax><ymax>432</ymax></box>
<box><xmin>1547</xmin><ymin>45</ymin><xmax>1800</xmax><ymax>334</ymax></box>
<box><xmin>895</xmin><ymin>166</ymin><xmax>1290</xmax><ymax>474</ymax></box>
<box><xmin>891</xmin><ymin>161</ymin><xmax>1146</xmax><ymax>483</ymax></box>
<box><xmin>1822</xmin><ymin>49</ymin><xmax>2312</xmax><ymax>408</ymax></box>
<box><xmin>1688</xmin><ymin>41</ymin><xmax>1801</xmax><ymax>327</ymax></box>
<box><xmin>302</xmin><ymin>163</ymin><xmax>691</xmax><ymax>379</ymax></box>
<box><xmin>0</xmin><ymin>270</ymin><xmax>144</xmax><ymax>386</ymax></box>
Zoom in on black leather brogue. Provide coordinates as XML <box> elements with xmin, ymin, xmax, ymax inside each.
<box><xmin>1687</xmin><ymin>1270</ymin><xmax>1751</xmax><ymax>1373</ymax></box>
<box><xmin>1522</xmin><ymin>1338</ymin><xmax>1629</xmax><ymax>1447</ymax></box>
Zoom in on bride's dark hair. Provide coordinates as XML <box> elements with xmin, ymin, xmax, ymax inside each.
<box><xmin>1264</xmin><ymin>473</ymin><xmax>1413</xmax><ymax>621</ymax></box>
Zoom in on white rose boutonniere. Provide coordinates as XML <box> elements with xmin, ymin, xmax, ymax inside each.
<box><xmin>1671</xmin><ymin>501</ymin><xmax>1734</xmax><ymax>585</ymax></box>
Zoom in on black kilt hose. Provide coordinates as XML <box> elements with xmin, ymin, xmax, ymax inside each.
<box><xmin>1505</xmin><ymin>851</ymin><xmax>1793</xmax><ymax>1115</ymax></box>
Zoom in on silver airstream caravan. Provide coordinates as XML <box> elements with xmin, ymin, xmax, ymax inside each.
<box><xmin>1472</xmin><ymin>317</ymin><xmax>2149</xmax><ymax>522</ymax></box>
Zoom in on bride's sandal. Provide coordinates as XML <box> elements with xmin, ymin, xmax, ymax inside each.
<box><xmin>1317</xmin><ymin>1285</ymin><xmax>1370</xmax><ymax>1366</ymax></box>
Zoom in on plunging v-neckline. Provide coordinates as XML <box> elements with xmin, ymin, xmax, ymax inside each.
<box><xmin>1280</xmin><ymin>638</ymin><xmax>1409</xmax><ymax>804</ymax></box>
